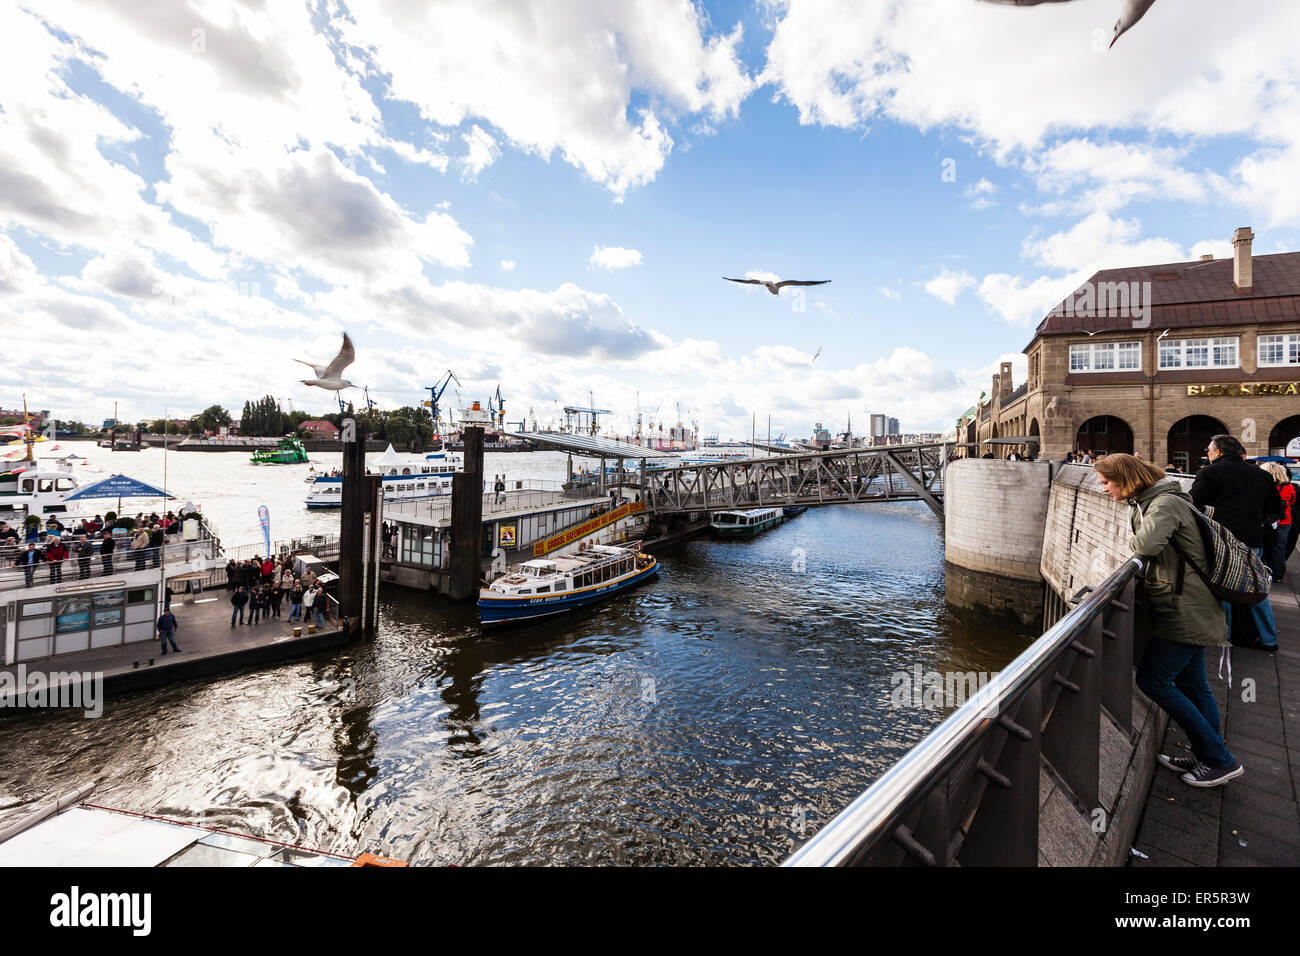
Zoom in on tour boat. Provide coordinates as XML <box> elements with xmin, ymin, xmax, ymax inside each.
<box><xmin>303</xmin><ymin>445</ymin><xmax>462</xmax><ymax>509</ymax></box>
<box><xmin>0</xmin><ymin>463</ymin><xmax>84</xmax><ymax>522</ymax></box>
<box><xmin>478</xmin><ymin>544</ymin><xmax>658</xmax><ymax>626</ymax></box>
<box><xmin>782</xmin><ymin>505</ymin><xmax>808</xmax><ymax>518</ymax></box>
<box><xmin>709</xmin><ymin>507</ymin><xmax>784</xmax><ymax>536</ymax></box>
<box><xmin>250</xmin><ymin>436</ymin><xmax>309</xmax><ymax>465</ymax></box>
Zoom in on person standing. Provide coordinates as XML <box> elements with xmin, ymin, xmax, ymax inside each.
<box><xmin>288</xmin><ymin>582</ymin><xmax>304</xmax><ymax>621</ymax></box>
<box><xmin>131</xmin><ymin>524</ymin><xmax>150</xmax><ymax>571</ymax></box>
<box><xmin>249</xmin><ymin>587</ymin><xmax>263</xmax><ymax>625</ymax></box>
<box><xmin>75</xmin><ymin>536</ymin><xmax>94</xmax><ymax>580</ymax></box>
<box><xmin>149</xmin><ymin>523</ymin><xmax>165</xmax><ymax>568</ymax></box>
<box><xmin>312</xmin><ymin>583</ymin><xmax>326</xmax><ymax>628</ymax></box>
<box><xmin>225</xmin><ymin>559</ymin><xmax>238</xmax><ymax>591</ymax></box>
<box><xmin>301</xmin><ymin>582</ymin><xmax>316</xmax><ymax>625</ymax></box>
<box><xmin>1191</xmin><ymin>435</ymin><xmax>1284</xmax><ymax>652</ymax></box>
<box><xmin>157</xmin><ymin>607</ymin><xmax>180</xmax><ymax>655</ymax></box>
<box><xmin>1261</xmin><ymin>463</ymin><xmax>1294</xmax><ymax>580</ymax></box>
<box><xmin>21</xmin><ymin>543</ymin><xmax>42</xmax><ymax>587</ymax></box>
<box><xmin>1096</xmin><ymin>453</ymin><xmax>1244</xmax><ymax>787</ymax></box>
<box><xmin>45</xmin><ymin>537</ymin><xmax>68</xmax><ymax>584</ymax></box>
<box><xmin>99</xmin><ymin>532</ymin><xmax>115</xmax><ymax>575</ymax></box>
<box><xmin>495</xmin><ymin>477</ymin><xmax>506</xmax><ymax>504</ymax></box>
<box><xmin>230</xmin><ymin>585</ymin><xmax>249</xmax><ymax>626</ymax></box>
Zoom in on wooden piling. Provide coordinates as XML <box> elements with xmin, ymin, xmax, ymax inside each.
<box><xmin>449</xmin><ymin>425</ymin><xmax>485</xmax><ymax>600</ymax></box>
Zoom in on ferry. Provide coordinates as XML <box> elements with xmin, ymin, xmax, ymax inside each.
<box><xmin>303</xmin><ymin>445</ymin><xmax>462</xmax><ymax>509</ymax></box>
<box><xmin>709</xmin><ymin>507</ymin><xmax>784</xmax><ymax>537</ymax></box>
<box><xmin>680</xmin><ymin>450</ymin><xmax>748</xmax><ymax>464</ymax></box>
<box><xmin>478</xmin><ymin>544</ymin><xmax>658</xmax><ymax>626</ymax></box>
<box><xmin>250</xmin><ymin>436</ymin><xmax>309</xmax><ymax>465</ymax></box>
<box><xmin>0</xmin><ymin>462</ymin><xmax>84</xmax><ymax>521</ymax></box>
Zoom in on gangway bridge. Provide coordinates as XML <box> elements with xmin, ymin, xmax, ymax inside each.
<box><xmin>505</xmin><ymin>432</ymin><xmax>954</xmax><ymax>518</ymax></box>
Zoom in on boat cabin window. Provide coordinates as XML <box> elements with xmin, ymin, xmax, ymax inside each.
<box><xmin>554</xmin><ymin>581</ymin><xmax>566</xmax><ymax>591</ymax></box>
<box><xmin>535</xmin><ymin>585</ymin><xmax>550</xmax><ymax>593</ymax></box>
<box><xmin>22</xmin><ymin>480</ymin><xmax>34</xmax><ymax>493</ymax></box>
<box><xmin>56</xmin><ymin>478</ymin><xmax>75</xmax><ymax>491</ymax></box>
<box><xmin>38</xmin><ymin>479</ymin><xmax>54</xmax><ymax>493</ymax></box>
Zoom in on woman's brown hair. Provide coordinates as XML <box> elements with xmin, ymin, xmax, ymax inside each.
<box><xmin>1093</xmin><ymin>452</ymin><xmax>1168</xmax><ymax>499</ymax></box>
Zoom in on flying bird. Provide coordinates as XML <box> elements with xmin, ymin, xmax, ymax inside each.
<box><xmin>724</xmin><ymin>277</ymin><xmax>831</xmax><ymax>296</ymax></box>
<box><xmin>295</xmin><ymin>332</ymin><xmax>356</xmax><ymax>391</ymax></box>
<box><xmin>976</xmin><ymin>0</ymin><xmax>1158</xmax><ymax>47</ymax></box>
<box><xmin>812</xmin><ymin>345</ymin><xmax>823</xmax><ymax>364</ymax></box>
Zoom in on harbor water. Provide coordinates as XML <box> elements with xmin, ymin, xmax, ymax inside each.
<box><xmin>0</xmin><ymin>443</ymin><xmax>1032</xmax><ymax>865</ymax></box>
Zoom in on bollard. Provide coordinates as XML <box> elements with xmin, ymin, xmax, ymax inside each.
<box><xmin>293</xmin><ymin>626</ymin><xmax>302</xmax><ymax>637</ymax></box>
<box><xmin>307</xmin><ymin>624</ymin><xmax>316</xmax><ymax>634</ymax></box>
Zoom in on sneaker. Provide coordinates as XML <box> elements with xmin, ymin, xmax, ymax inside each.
<box><xmin>1244</xmin><ymin>639</ymin><xmax>1277</xmax><ymax>653</ymax></box>
<box><xmin>1158</xmin><ymin>753</ymin><xmax>1199</xmax><ymax>773</ymax></box>
<box><xmin>1182</xmin><ymin>760</ymin><xmax>1244</xmax><ymax>788</ymax></box>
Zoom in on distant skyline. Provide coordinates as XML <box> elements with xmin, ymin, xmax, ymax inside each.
<box><xmin>2</xmin><ymin>1</ymin><xmax>1297</xmax><ymax>440</ymax></box>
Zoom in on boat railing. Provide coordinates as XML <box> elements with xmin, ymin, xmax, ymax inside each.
<box><xmin>0</xmin><ymin>534</ymin><xmax>224</xmax><ymax>594</ymax></box>
<box><xmin>782</xmin><ymin>557</ymin><xmax>1144</xmax><ymax>866</ymax></box>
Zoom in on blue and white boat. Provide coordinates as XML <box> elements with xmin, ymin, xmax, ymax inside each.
<box><xmin>303</xmin><ymin>444</ymin><xmax>462</xmax><ymax>510</ymax></box>
<box><xmin>478</xmin><ymin>543</ymin><xmax>658</xmax><ymax>626</ymax></box>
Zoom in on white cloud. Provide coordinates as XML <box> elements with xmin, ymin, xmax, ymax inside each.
<box><xmin>462</xmin><ymin>125</ymin><xmax>501</xmax><ymax>181</ymax></box>
<box><xmin>964</xmin><ymin>178</ymin><xmax>998</xmax><ymax>210</ymax></box>
<box><xmin>878</xmin><ymin>286</ymin><xmax>902</xmax><ymax>302</ymax></box>
<box><xmin>924</xmin><ymin>268</ymin><xmax>975</xmax><ymax>306</ymax></box>
<box><xmin>589</xmin><ymin>246</ymin><xmax>644</xmax><ymax>270</ymax></box>
<box><xmin>500</xmin><ymin>259</ymin><xmax>516</xmax><ymax>271</ymax></box>
<box><xmin>337</xmin><ymin>0</ymin><xmax>755</xmax><ymax>197</ymax></box>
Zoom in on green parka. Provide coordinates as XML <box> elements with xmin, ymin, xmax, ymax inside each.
<box><xmin>1127</xmin><ymin>480</ymin><xmax>1228</xmax><ymax>648</ymax></box>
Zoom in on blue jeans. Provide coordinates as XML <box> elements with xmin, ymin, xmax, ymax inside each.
<box><xmin>1223</xmin><ymin>548</ymin><xmax>1278</xmax><ymax>648</ymax></box>
<box><xmin>159</xmin><ymin>628</ymin><xmax>179</xmax><ymax>653</ymax></box>
<box><xmin>314</xmin><ymin>606</ymin><xmax>325</xmax><ymax>627</ymax></box>
<box><xmin>289</xmin><ymin>602</ymin><xmax>301</xmax><ymax>621</ymax></box>
<box><xmin>231</xmin><ymin>605</ymin><xmax>244</xmax><ymax>625</ymax></box>
<box><xmin>1136</xmin><ymin>636</ymin><xmax>1234</xmax><ymax>769</ymax></box>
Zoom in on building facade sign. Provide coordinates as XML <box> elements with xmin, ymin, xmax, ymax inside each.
<box><xmin>1186</xmin><ymin>383</ymin><xmax>1300</xmax><ymax>397</ymax></box>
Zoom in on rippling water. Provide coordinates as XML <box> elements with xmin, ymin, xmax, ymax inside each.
<box><xmin>0</xmin><ymin>443</ymin><xmax>1031</xmax><ymax>865</ymax></box>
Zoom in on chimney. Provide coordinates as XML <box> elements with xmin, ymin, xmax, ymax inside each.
<box><xmin>1199</xmin><ymin>254</ymin><xmax>1214</xmax><ymax>262</ymax></box>
<box><xmin>1233</xmin><ymin>226</ymin><xmax>1254</xmax><ymax>292</ymax></box>
<box><xmin>1000</xmin><ymin>361</ymin><xmax>1014</xmax><ymax>401</ymax></box>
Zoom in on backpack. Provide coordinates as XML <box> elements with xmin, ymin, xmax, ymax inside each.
<box><xmin>1151</xmin><ymin>493</ymin><xmax>1272</xmax><ymax>605</ymax></box>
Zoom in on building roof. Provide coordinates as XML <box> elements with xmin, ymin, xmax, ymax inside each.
<box><xmin>1033</xmin><ymin>251</ymin><xmax>1300</xmax><ymax>338</ymax></box>
<box><xmin>302</xmin><ymin>419</ymin><xmax>338</xmax><ymax>430</ymax></box>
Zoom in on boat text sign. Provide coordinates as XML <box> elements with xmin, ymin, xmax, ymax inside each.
<box><xmin>533</xmin><ymin>501</ymin><xmax>645</xmax><ymax>556</ymax></box>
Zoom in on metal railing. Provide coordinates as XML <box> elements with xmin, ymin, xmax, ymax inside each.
<box><xmin>383</xmin><ymin>486</ymin><xmax>594</xmax><ymax>525</ymax></box>
<box><xmin>0</xmin><ymin>535</ymin><xmax>222</xmax><ymax>593</ymax></box>
<box><xmin>785</xmin><ymin>557</ymin><xmax>1143</xmax><ymax>866</ymax></box>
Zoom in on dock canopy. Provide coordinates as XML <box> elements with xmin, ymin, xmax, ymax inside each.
<box><xmin>371</xmin><ymin>444</ymin><xmax>408</xmax><ymax>469</ymax></box>
<box><xmin>64</xmin><ymin>473</ymin><xmax>175</xmax><ymax>500</ymax></box>
<box><xmin>502</xmin><ymin>431</ymin><xmax>675</xmax><ymax>459</ymax></box>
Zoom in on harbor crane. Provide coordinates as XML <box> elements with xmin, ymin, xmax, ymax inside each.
<box><xmin>423</xmin><ymin>370</ymin><xmax>460</xmax><ymax>439</ymax></box>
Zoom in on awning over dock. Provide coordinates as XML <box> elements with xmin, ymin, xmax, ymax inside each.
<box><xmin>502</xmin><ymin>432</ymin><xmax>675</xmax><ymax>459</ymax></box>
<box><xmin>64</xmin><ymin>473</ymin><xmax>175</xmax><ymax>500</ymax></box>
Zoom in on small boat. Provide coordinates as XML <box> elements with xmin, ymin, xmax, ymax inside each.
<box><xmin>710</xmin><ymin>507</ymin><xmax>783</xmax><ymax>536</ymax></box>
<box><xmin>782</xmin><ymin>505</ymin><xmax>807</xmax><ymax>518</ymax></box>
<box><xmin>478</xmin><ymin>544</ymin><xmax>658</xmax><ymax>626</ymax></box>
<box><xmin>250</xmin><ymin>437</ymin><xmax>309</xmax><ymax>465</ymax></box>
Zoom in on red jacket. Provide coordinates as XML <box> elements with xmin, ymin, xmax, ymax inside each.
<box><xmin>1280</xmin><ymin>483</ymin><xmax>1295</xmax><ymax>526</ymax></box>
<box><xmin>46</xmin><ymin>543</ymin><xmax>69</xmax><ymax>561</ymax></box>
<box><xmin>261</xmin><ymin>558</ymin><xmax>275</xmax><ymax>577</ymax></box>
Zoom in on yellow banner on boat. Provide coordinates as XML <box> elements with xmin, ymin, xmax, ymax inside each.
<box><xmin>533</xmin><ymin>500</ymin><xmax>645</xmax><ymax>557</ymax></box>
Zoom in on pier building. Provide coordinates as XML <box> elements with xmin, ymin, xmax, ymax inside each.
<box><xmin>970</xmin><ymin>227</ymin><xmax>1300</xmax><ymax>466</ymax></box>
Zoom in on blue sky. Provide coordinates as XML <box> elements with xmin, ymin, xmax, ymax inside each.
<box><xmin>2</xmin><ymin>0</ymin><xmax>1297</xmax><ymax>439</ymax></box>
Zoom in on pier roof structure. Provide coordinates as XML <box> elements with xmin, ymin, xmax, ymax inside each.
<box><xmin>502</xmin><ymin>431</ymin><xmax>674</xmax><ymax>459</ymax></box>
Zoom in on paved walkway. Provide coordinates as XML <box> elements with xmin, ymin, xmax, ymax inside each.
<box><xmin>1</xmin><ymin>591</ymin><xmax>342</xmax><ymax>707</ymax></box>
<box><xmin>1132</xmin><ymin>551</ymin><xmax>1300</xmax><ymax>866</ymax></box>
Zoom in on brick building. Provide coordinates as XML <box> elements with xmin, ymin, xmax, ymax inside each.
<box><xmin>969</xmin><ymin>227</ymin><xmax>1300</xmax><ymax>469</ymax></box>
<box><xmin>299</xmin><ymin>419</ymin><xmax>339</xmax><ymax>440</ymax></box>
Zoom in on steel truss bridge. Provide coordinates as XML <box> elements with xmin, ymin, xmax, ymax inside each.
<box><xmin>639</xmin><ymin>442</ymin><xmax>954</xmax><ymax>518</ymax></box>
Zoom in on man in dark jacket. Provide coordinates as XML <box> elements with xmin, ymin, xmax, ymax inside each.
<box><xmin>21</xmin><ymin>543</ymin><xmax>43</xmax><ymax>587</ymax></box>
<box><xmin>149</xmin><ymin>524</ymin><xmax>165</xmax><ymax>568</ymax></box>
<box><xmin>75</xmin><ymin>536</ymin><xmax>94</xmax><ymax>580</ymax></box>
<box><xmin>98</xmin><ymin>533</ymin><xmax>115</xmax><ymax>576</ymax></box>
<box><xmin>1191</xmin><ymin>435</ymin><xmax>1284</xmax><ymax>651</ymax></box>
<box><xmin>230</xmin><ymin>586</ymin><xmax>249</xmax><ymax>626</ymax></box>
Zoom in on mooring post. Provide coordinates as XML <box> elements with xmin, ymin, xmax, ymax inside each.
<box><xmin>449</xmin><ymin>425</ymin><xmax>485</xmax><ymax>600</ymax></box>
<box><xmin>338</xmin><ymin>417</ymin><xmax>369</xmax><ymax>635</ymax></box>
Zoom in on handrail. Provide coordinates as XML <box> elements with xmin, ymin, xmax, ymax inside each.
<box><xmin>784</xmin><ymin>556</ymin><xmax>1144</xmax><ymax>867</ymax></box>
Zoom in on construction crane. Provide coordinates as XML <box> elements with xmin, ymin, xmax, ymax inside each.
<box><xmin>422</xmin><ymin>370</ymin><xmax>460</xmax><ymax>439</ymax></box>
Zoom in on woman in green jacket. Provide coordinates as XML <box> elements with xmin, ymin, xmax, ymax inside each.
<box><xmin>1095</xmin><ymin>453</ymin><xmax>1244</xmax><ymax>788</ymax></box>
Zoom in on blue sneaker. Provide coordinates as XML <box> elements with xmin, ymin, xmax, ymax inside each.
<box><xmin>1182</xmin><ymin>760</ymin><xmax>1244</xmax><ymax>787</ymax></box>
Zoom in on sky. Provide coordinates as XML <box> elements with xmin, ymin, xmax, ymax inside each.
<box><xmin>2</xmin><ymin>0</ymin><xmax>1298</xmax><ymax>441</ymax></box>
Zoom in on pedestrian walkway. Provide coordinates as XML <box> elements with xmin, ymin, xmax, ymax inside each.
<box><xmin>1132</xmin><ymin>552</ymin><xmax>1300</xmax><ymax>866</ymax></box>
<box><xmin>0</xmin><ymin>594</ymin><xmax>344</xmax><ymax>710</ymax></box>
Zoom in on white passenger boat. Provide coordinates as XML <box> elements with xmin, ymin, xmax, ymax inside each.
<box><xmin>709</xmin><ymin>507</ymin><xmax>784</xmax><ymax>537</ymax></box>
<box><xmin>303</xmin><ymin>445</ymin><xmax>463</xmax><ymax>509</ymax></box>
<box><xmin>0</xmin><ymin>461</ymin><xmax>85</xmax><ymax>522</ymax></box>
<box><xmin>478</xmin><ymin>543</ymin><xmax>658</xmax><ymax>626</ymax></box>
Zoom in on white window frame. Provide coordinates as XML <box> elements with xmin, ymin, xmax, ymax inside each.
<box><xmin>1258</xmin><ymin>332</ymin><xmax>1300</xmax><ymax>368</ymax></box>
<box><xmin>1069</xmin><ymin>340</ymin><xmax>1142</xmax><ymax>374</ymax></box>
<box><xmin>1159</xmin><ymin>336</ymin><xmax>1239</xmax><ymax>370</ymax></box>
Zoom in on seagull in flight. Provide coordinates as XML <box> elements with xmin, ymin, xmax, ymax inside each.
<box><xmin>812</xmin><ymin>345</ymin><xmax>823</xmax><ymax>364</ymax></box>
<box><xmin>976</xmin><ymin>0</ymin><xmax>1158</xmax><ymax>47</ymax></box>
<box><xmin>724</xmin><ymin>277</ymin><xmax>831</xmax><ymax>296</ymax></box>
<box><xmin>295</xmin><ymin>332</ymin><xmax>356</xmax><ymax>391</ymax></box>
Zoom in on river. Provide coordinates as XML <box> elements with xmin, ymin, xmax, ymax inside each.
<box><xmin>0</xmin><ymin>441</ymin><xmax>1032</xmax><ymax>865</ymax></box>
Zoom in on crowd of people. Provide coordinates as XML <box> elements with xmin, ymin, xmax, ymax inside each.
<box><xmin>1095</xmin><ymin>434</ymin><xmax>1293</xmax><ymax>790</ymax></box>
<box><xmin>1</xmin><ymin>511</ymin><xmax>186</xmax><ymax>587</ymax></box>
<box><xmin>224</xmin><ymin>555</ymin><xmax>328</xmax><ymax>628</ymax></box>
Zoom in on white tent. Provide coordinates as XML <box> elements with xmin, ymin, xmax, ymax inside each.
<box><xmin>371</xmin><ymin>444</ymin><xmax>409</xmax><ymax>471</ymax></box>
